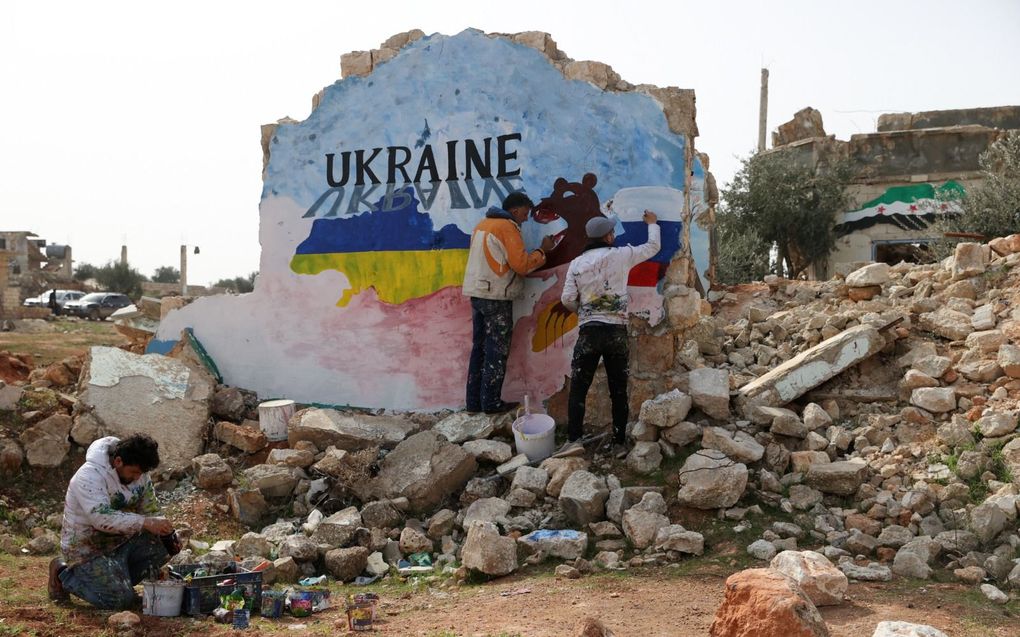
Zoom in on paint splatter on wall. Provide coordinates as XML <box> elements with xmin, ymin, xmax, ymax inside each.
<box><xmin>156</xmin><ymin>29</ymin><xmax>708</xmax><ymax>410</ymax></box>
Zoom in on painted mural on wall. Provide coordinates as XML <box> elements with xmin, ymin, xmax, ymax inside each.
<box><xmin>835</xmin><ymin>181</ymin><xmax>965</xmax><ymax>235</ymax></box>
<box><xmin>155</xmin><ymin>30</ymin><xmax>709</xmax><ymax>409</ymax></box>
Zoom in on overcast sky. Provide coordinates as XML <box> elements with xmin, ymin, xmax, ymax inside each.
<box><xmin>3</xmin><ymin>0</ymin><xmax>1019</xmax><ymax>285</ymax></box>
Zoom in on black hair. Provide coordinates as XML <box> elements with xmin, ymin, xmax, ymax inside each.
<box><xmin>502</xmin><ymin>192</ymin><xmax>534</xmax><ymax>211</ymax></box>
<box><xmin>109</xmin><ymin>434</ymin><xmax>161</xmax><ymax>472</ymax></box>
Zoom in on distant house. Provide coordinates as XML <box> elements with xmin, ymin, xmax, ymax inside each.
<box><xmin>0</xmin><ymin>230</ymin><xmax>75</xmax><ymax>318</ymax></box>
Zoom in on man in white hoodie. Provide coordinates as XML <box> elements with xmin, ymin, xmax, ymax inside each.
<box><xmin>560</xmin><ymin>211</ymin><xmax>660</xmax><ymax>454</ymax></box>
<box><xmin>49</xmin><ymin>434</ymin><xmax>177</xmax><ymax>609</ymax></box>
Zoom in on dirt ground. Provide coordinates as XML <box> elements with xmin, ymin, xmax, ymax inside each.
<box><xmin>0</xmin><ymin>554</ymin><xmax>1017</xmax><ymax>636</ymax></box>
<box><xmin>0</xmin><ymin>318</ymin><xmax>128</xmax><ymax>367</ymax></box>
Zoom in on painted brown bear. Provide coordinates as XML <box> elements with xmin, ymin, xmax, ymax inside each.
<box><xmin>530</xmin><ymin>173</ymin><xmax>604</xmax><ymax>270</ymax></box>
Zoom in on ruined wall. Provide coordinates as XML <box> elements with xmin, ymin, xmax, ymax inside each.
<box><xmin>156</xmin><ymin>29</ymin><xmax>710</xmax><ymax>410</ymax></box>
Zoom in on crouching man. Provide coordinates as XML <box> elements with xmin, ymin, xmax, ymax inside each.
<box><xmin>49</xmin><ymin>434</ymin><xmax>178</xmax><ymax>609</ymax></box>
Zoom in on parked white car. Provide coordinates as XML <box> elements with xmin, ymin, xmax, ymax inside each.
<box><xmin>23</xmin><ymin>290</ymin><xmax>85</xmax><ymax>308</ymax></box>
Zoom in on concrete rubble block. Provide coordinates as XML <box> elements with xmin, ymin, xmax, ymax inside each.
<box><xmin>78</xmin><ymin>346</ymin><xmax>212</xmax><ymax>472</ymax></box>
<box><xmin>971</xmin><ymin>304</ymin><xmax>997</xmax><ymax>330</ymax></box>
<box><xmin>461</xmin><ymin>521</ymin><xmax>517</xmax><ymax>576</ymax></box>
<box><xmin>325</xmin><ymin>546</ymin><xmax>369</xmax><ymax>582</ymax></box>
<box><xmin>761</xmin><ymin>407</ymin><xmax>808</xmax><ymax>439</ymax></box>
<box><xmin>311</xmin><ymin>506</ymin><xmax>361</xmax><ymax>545</ymax></box>
<box><xmin>951</xmin><ymin>242</ymin><xmax>987</xmax><ymax>279</ymax></box>
<box><xmin>892</xmin><ymin>545</ymin><xmax>932</xmax><ymax>580</ymax></box>
<box><xmin>677</xmin><ymin>449</ymin><xmax>748</xmax><ymax>510</ymax></box>
<box><xmin>563</xmin><ymin>59</ymin><xmax>620</xmax><ymax>91</ymax></box>
<box><xmin>788</xmin><ymin>485</ymin><xmax>823</xmax><ymax>511</ymax></box>
<box><xmin>214</xmin><ymin>421</ymin><xmax>267</xmax><ymax>453</ymax></box>
<box><xmin>510</xmin><ymin>466</ymin><xmax>549</xmax><ymax>495</ymax></box>
<box><xmin>802</xmin><ymin>403</ymin><xmax>832</xmax><ymax>430</ymax></box>
<box><xmin>654</xmin><ymin>525</ymin><xmax>704</xmax><ymax>555</ymax></box>
<box><xmin>625</xmin><ymin>441</ymin><xmax>663</xmax><ymax>474</ymax></box>
<box><xmin>433</xmin><ymin>411</ymin><xmax>500</xmax><ymax>443</ymax></box>
<box><xmin>18</xmin><ymin>413</ymin><xmax>71</xmax><ymax>468</ymax></box>
<box><xmin>970</xmin><ymin>500</ymin><xmax>1009</xmax><ymax>544</ymax></box>
<box><xmin>913</xmin><ymin>355</ymin><xmax>952</xmax><ymax>378</ymax></box>
<box><xmin>311</xmin><ymin>446</ymin><xmax>349</xmax><ymax>477</ymax></box>
<box><xmin>661</xmin><ymin>421</ymin><xmax>701</xmax><ymax>448</ymax></box>
<box><xmin>107</xmin><ymin>611</ymin><xmax>141</xmax><ymax>633</ymax></box>
<box><xmin>192</xmin><ymin>453</ymin><xmax>233</xmax><ymax>490</ymax></box>
<box><xmin>872</xmin><ymin>621</ymin><xmax>948</xmax><ymax>637</ymax></box>
<box><xmin>965</xmin><ymin>329</ymin><xmax>1005</xmax><ymax>354</ymax></box>
<box><xmin>918</xmin><ymin>308</ymin><xmax>973</xmax><ymax>341</ymax></box>
<box><xmin>981</xmin><ymin>583</ymin><xmax>1009</xmax><ymax>604</ymax></box>
<box><xmin>233</xmin><ymin>532</ymin><xmax>272</xmax><ymax>558</ymax></box>
<box><xmin>639</xmin><ymin>389</ymin><xmax>692</xmax><ymax>428</ymax></box>
<box><xmin>426</xmin><ymin>509</ymin><xmax>456</xmax><ymax>540</ymax></box>
<box><xmin>688</xmin><ymin>368</ymin><xmax>731</xmax><ymax>420</ymax></box>
<box><xmin>804</xmin><ymin>461</ymin><xmax>868</xmax><ymax>496</ymax></box>
<box><xmin>267</xmin><ymin>448</ymin><xmax>315</xmax><ymax>469</ymax></box>
<box><xmin>790</xmin><ymin>451</ymin><xmax>830</xmax><ymax>474</ymax></box>
<box><xmin>511</xmin><ymin>30</ymin><xmax>564</xmax><ymax>60</ymax></box>
<box><xmin>708</xmin><ymin>568</ymin><xmax>829</xmax><ymax>637</ymax></box>
<box><xmin>558</xmin><ymin>470</ymin><xmax>609</xmax><ymax>526</ymax></box>
<box><xmin>770</xmin><ymin>550</ymin><xmax>847</xmax><ymax>607</ymax></box>
<box><xmin>288</xmin><ymin>408</ymin><xmax>418</xmax><ymax>451</ymax></box>
<box><xmin>747</xmin><ymin>539</ymin><xmax>778</xmax><ymax>561</ymax></box>
<box><xmin>605</xmin><ymin>486</ymin><xmax>664</xmax><ymax>524</ymax></box>
<box><xmin>273</xmin><ymin>556</ymin><xmax>300</xmax><ymax>583</ymax></box>
<box><xmin>243</xmin><ymin>464</ymin><xmax>301</xmax><ymax>499</ymax></box>
<box><xmin>462</xmin><ymin>439</ymin><xmax>513</xmax><ymax>464</ymax></box>
<box><xmin>622</xmin><ymin>506</ymin><xmax>670</xmax><ymax>550</ymax></box>
<box><xmin>70</xmin><ymin>412</ymin><xmax>103</xmax><ymax>447</ymax></box>
<box><xmin>360</xmin><ymin>500</ymin><xmax>403</xmax><ymax>530</ymax></box>
<box><xmin>845</xmin><ymin>263</ymin><xmax>891</xmax><ymax>288</ymax></box>
<box><xmin>540</xmin><ymin>456</ymin><xmax>588</xmax><ymax>497</ymax></box>
<box><xmin>702</xmin><ymin>427</ymin><xmax>765</xmax><ymax>464</ymax></box>
<box><xmin>366</xmin><ymin>551</ymin><xmax>389</xmax><ymax>577</ymax></box>
<box><xmin>976</xmin><ymin>411</ymin><xmax>1018</xmax><ymax>438</ymax></box>
<box><xmin>381</xmin><ymin>29</ymin><xmax>424</xmax><ymax>51</ymax></box>
<box><xmin>663</xmin><ymin>284</ymin><xmax>703</xmax><ymax>329</ymax></box>
<box><xmin>340</xmin><ymin>50</ymin><xmax>373</xmax><ymax>78</ymax></box>
<box><xmin>370</xmin><ymin>431</ymin><xmax>477</xmax><ymax>512</ymax></box>
<box><xmin>398</xmin><ymin>526</ymin><xmax>433</xmax><ymax>554</ymax></box>
<box><xmin>838</xmin><ymin>560</ymin><xmax>890</xmax><ymax>582</ymax></box>
<box><xmin>909</xmin><ymin>387</ymin><xmax>956</xmax><ymax>413</ymax></box>
<box><xmin>279</xmin><ymin>535</ymin><xmax>320</xmax><ymax>563</ymax></box>
<box><xmin>737</xmin><ymin>325</ymin><xmax>884</xmax><ymax>423</ymax></box>
<box><xmin>518</xmin><ymin>529</ymin><xmax>588</xmax><ymax>560</ymax></box>
<box><xmin>463</xmin><ymin>497</ymin><xmax>511</xmax><ymax>528</ymax></box>
<box><xmin>997</xmin><ymin>344</ymin><xmax>1020</xmax><ymax>378</ymax></box>
<box><xmin>211</xmin><ymin>386</ymin><xmax>246</xmax><ymax>421</ymax></box>
<box><xmin>0</xmin><ymin>384</ymin><xmax>23</xmax><ymax>412</ymax></box>
<box><xmin>228</xmin><ymin>488</ymin><xmax>267</xmax><ymax>527</ymax></box>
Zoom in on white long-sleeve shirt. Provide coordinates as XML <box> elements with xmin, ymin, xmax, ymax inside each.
<box><xmin>560</xmin><ymin>224</ymin><xmax>661</xmax><ymax>326</ymax></box>
<box><xmin>61</xmin><ymin>437</ymin><xmax>161</xmax><ymax>565</ymax></box>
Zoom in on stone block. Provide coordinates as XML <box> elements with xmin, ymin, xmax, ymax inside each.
<box><xmin>288</xmin><ymin>408</ymin><xmax>418</xmax><ymax>451</ymax></box>
<box><xmin>688</xmin><ymin>368</ymin><xmax>730</xmax><ymax>420</ymax></box>
<box><xmin>214</xmin><ymin>421</ymin><xmax>267</xmax><ymax>453</ymax></box>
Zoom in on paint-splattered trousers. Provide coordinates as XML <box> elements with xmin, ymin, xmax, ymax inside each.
<box><xmin>466</xmin><ymin>297</ymin><xmax>514</xmax><ymax>412</ymax></box>
<box><xmin>59</xmin><ymin>531</ymin><xmax>169</xmax><ymax>610</ymax></box>
<box><xmin>567</xmin><ymin>322</ymin><xmax>629</xmax><ymax>443</ymax></box>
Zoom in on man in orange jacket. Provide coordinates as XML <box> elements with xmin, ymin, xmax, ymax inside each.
<box><xmin>462</xmin><ymin>192</ymin><xmax>555</xmax><ymax>413</ymax></box>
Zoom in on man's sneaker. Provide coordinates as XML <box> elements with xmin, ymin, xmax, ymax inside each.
<box><xmin>48</xmin><ymin>558</ymin><xmax>69</xmax><ymax>603</ymax></box>
<box><xmin>483</xmin><ymin>401</ymin><xmax>520</xmax><ymax>415</ymax></box>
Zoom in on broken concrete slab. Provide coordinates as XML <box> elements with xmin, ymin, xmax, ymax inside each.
<box><xmin>433</xmin><ymin>412</ymin><xmax>499</xmax><ymax>443</ymax></box>
<box><xmin>461</xmin><ymin>521</ymin><xmax>517</xmax><ymax>576</ymax></box>
<box><xmin>688</xmin><ymin>368</ymin><xmax>730</xmax><ymax>420</ymax></box>
<box><xmin>19</xmin><ymin>413</ymin><xmax>71</xmax><ymax>468</ymax></box>
<box><xmin>214</xmin><ymin>420</ymin><xmax>268</xmax><ymax>453</ymax></box>
<box><xmin>737</xmin><ymin>325</ymin><xmax>885</xmax><ymax>423</ymax></box>
<box><xmin>288</xmin><ymin>408</ymin><xmax>419</xmax><ymax>451</ymax></box>
<box><xmin>370</xmin><ymin>431</ymin><xmax>477</xmax><ymax>512</ymax></box>
<box><xmin>77</xmin><ymin>346</ymin><xmax>212</xmax><ymax>472</ymax></box>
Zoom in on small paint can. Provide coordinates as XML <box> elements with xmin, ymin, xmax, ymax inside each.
<box><xmin>289</xmin><ymin>591</ymin><xmax>314</xmax><ymax>618</ymax></box>
<box><xmin>346</xmin><ymin>600</ymin><xmax>374</xmax><ymax>631</ymax></box>
<box><xmin>232</xmin><ymin>608</ymin><xmax>250</xmax><ymax>629</ymax></box>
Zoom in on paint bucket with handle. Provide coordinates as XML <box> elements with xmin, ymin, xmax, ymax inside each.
<box><xmin>511</xmin><ymin>395</ymin><xmax>556</xmax><ymax>462</ymax></box>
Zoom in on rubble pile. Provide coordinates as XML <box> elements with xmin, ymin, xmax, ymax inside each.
<box><xmin>2</xmin><ymin>237</ymin><xmax>1020</xmax><ymax>630</ymax></box>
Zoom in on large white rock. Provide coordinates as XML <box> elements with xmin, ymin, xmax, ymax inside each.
<box><xmin>370</xmin><ymin>431</ymin><xmax>477</xmax><ymax>513</ymax></box>
<box><xmin>462</xmin><ymin>497</ymin><xmax>511</xmax><ymax>528</ymax></box>
<box><xmin>78</xmin><ymin>346</ymin><xmax>213</xmax><ymax>471</ymax></box>
<box><xmin>769</xmin><ymin>550</ymin><xmax>848</xmax><ymax>606</ymax></box>
<box><xmin>918</xmin><ymin>308</ymin><xmax>972</xmax><ymax>341</ymax></box>
<box><xmin>622</xmin><ymin>494</ymin><xmax>670</xmax><ymax>550</ymax></box>
<box><xmin>639</xmin><ymin>389</ymin><xmax>692</xmax><ymax>428</ymax></box>
<box><xmin>951</xmin><ymin>242</ymin><xmax>987</xmax><ymax>279</ymax></box>
<box><xmin>558</xmin><ymin>470</ymin><xmax>609</xmax><ymax>526</ymax></box>
<box><xmin>701</xmin><ymin>427</ymin><xmax>764</xmax><ymax>463</ymax></box>
<box><xmin>737</xmin><ymin>325</ymin><xmax>884</xmax><ymax>423</ymax></box>
<box><xmin>997</xmin><ymin>343</ymin><xmax>1020</xmax><ymax>378</ymax></box>
<box><xmin>909</xmin><ymin>387</ymin><xmax>956</xmax><ymax>413</ymax></box>
<box><xmin>676</xmin><ymin>449</ymin><xmax>747</xmax><ymax>509</ymax></box>
<box><xmin>288</xmin><ymin>408</ymin><xmax>419</xmax><ymax>451</ymax></box>
<box><xmin>688</xmin><ymin>368</ymin><xmax>730</xmax><ymax>419</ymax></box>
<box><xmin>872</xmin><ymin>621</ymin><xmax>949</xmax><ymax>637</ymax></box>
<box><xmin>976</xmin><ymin>411</ymin><xmax>1018</xmax><ymax>437</ymax></box>
<box><xmin>433</xmin><ymin>412</ymin><xmax>502</xmax><ymax>443</ymax></box>
<box><xmin>461</xmin><ymin>521</ymin><xmax>517</xmax><ymax>576</ymax></box>
<box><xmin>845</xmin><ymin>262</ymin><xmax>890</xmax><ymax>287</ymax></box>
<box><xmin>654</xmin><ymin>525</ymin><xmax>704</xmax><ymax>555</ymax></box>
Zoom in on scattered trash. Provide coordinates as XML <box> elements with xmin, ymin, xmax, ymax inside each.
<box><xmin>298</xmin><ymin>575</ymin><xmax>328</xmax><ymax>587</ymax></box>
<box><xmin>261</xmin><ymin>591</ymin><xmax>286</xmax><ymax>619</ymax></box>
<box><xmin>500</xmin><ymin>587</ymin><xmax>532</xmax><ymax>597</ymax></box>
<box><xmin>232</xmin><ymin>608</ymin><xmax>250</xmax><ymax>629</ymax></box>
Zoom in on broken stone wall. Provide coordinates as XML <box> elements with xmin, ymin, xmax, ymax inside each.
<box><xmin>155</xmin><ymin>29</ymin><xmax>713</xmax><ymax>413</ymax></box>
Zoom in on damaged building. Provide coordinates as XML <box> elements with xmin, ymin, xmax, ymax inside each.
<box><xmin>0</xmin><ymin>231</ymin><xmax>75</xmax><ymax>320</ymax></box>
<box><xmin>770</xmin><ymin>105</ymin><xmax>1020</xmax><ymax>279</ymax></box>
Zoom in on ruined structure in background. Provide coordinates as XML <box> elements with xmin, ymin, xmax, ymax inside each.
<box><xmin>155</xmin><ymin>29</ymin><xmax>716</xmax><ymax>411</ymax></box>
<box><xmin>0</xmin><ymin>231</ymin><xmax>75</xmax><ymax>320</ymax></box>
<box><xmin>770</xmin><ymin>105</ymin><xmax>1020</xmax><ymax>278</ymax></box>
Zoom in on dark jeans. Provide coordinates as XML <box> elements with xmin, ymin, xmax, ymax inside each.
<box><xmin>568</xmin><ymin>322</ymin><xmax>629</xmax><ymax>443</ymax></box>
<box><xmin>466</xmin><ymin>297</ymin><xmax>514</xmax><ymax>412</ymax></box>
<box><xmin>60</xmin><ymin>531</ymin><xmax>170</xmax><ymax>610</ymax></box>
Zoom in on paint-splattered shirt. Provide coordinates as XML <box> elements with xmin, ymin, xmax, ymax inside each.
<box><xmin>60</xmin><ymin>436</ymin><xmax>160</xmax><ymax>566</ymax></box>
<box><xmin>561</xmin><ymin>224</ymin><xmax>661</xmax><ymax>326</ymax></box>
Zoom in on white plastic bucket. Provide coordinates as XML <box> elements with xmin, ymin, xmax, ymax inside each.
<box><xmin>142</xmin><ymin>581</ymin><xmax>184</xmax><ymax>617</ymax></box>
<box><xmin>512</xmin><ymin>397</ymin><xmax>556</xmax><ymax>462</ymax></box>
<box><xmin>258</xmin><ymin>399</ymin><xmax>295</xmax><ymax>442</ymax></box>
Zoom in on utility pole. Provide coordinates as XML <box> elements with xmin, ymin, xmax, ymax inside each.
<box><xmin>758</xmin><ymin>68</ymin><xmax>769</xmax><ymax>152</ymax></box>
<box><xmin>180</xmin><ymin>244</ymin><xmax>187</xmax><ymax>296</ymax></box>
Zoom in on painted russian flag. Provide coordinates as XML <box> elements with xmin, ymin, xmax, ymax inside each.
<box><xmin>606</xmin><ymin>186</ymin><xmax>684</xmax><ymax>287</ymax></box>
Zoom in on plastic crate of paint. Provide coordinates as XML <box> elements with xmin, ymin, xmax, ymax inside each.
<box><xmin>174</xmin><ymin>563</ymin><xmax>263</xmax><ymax>616</ymax></box>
